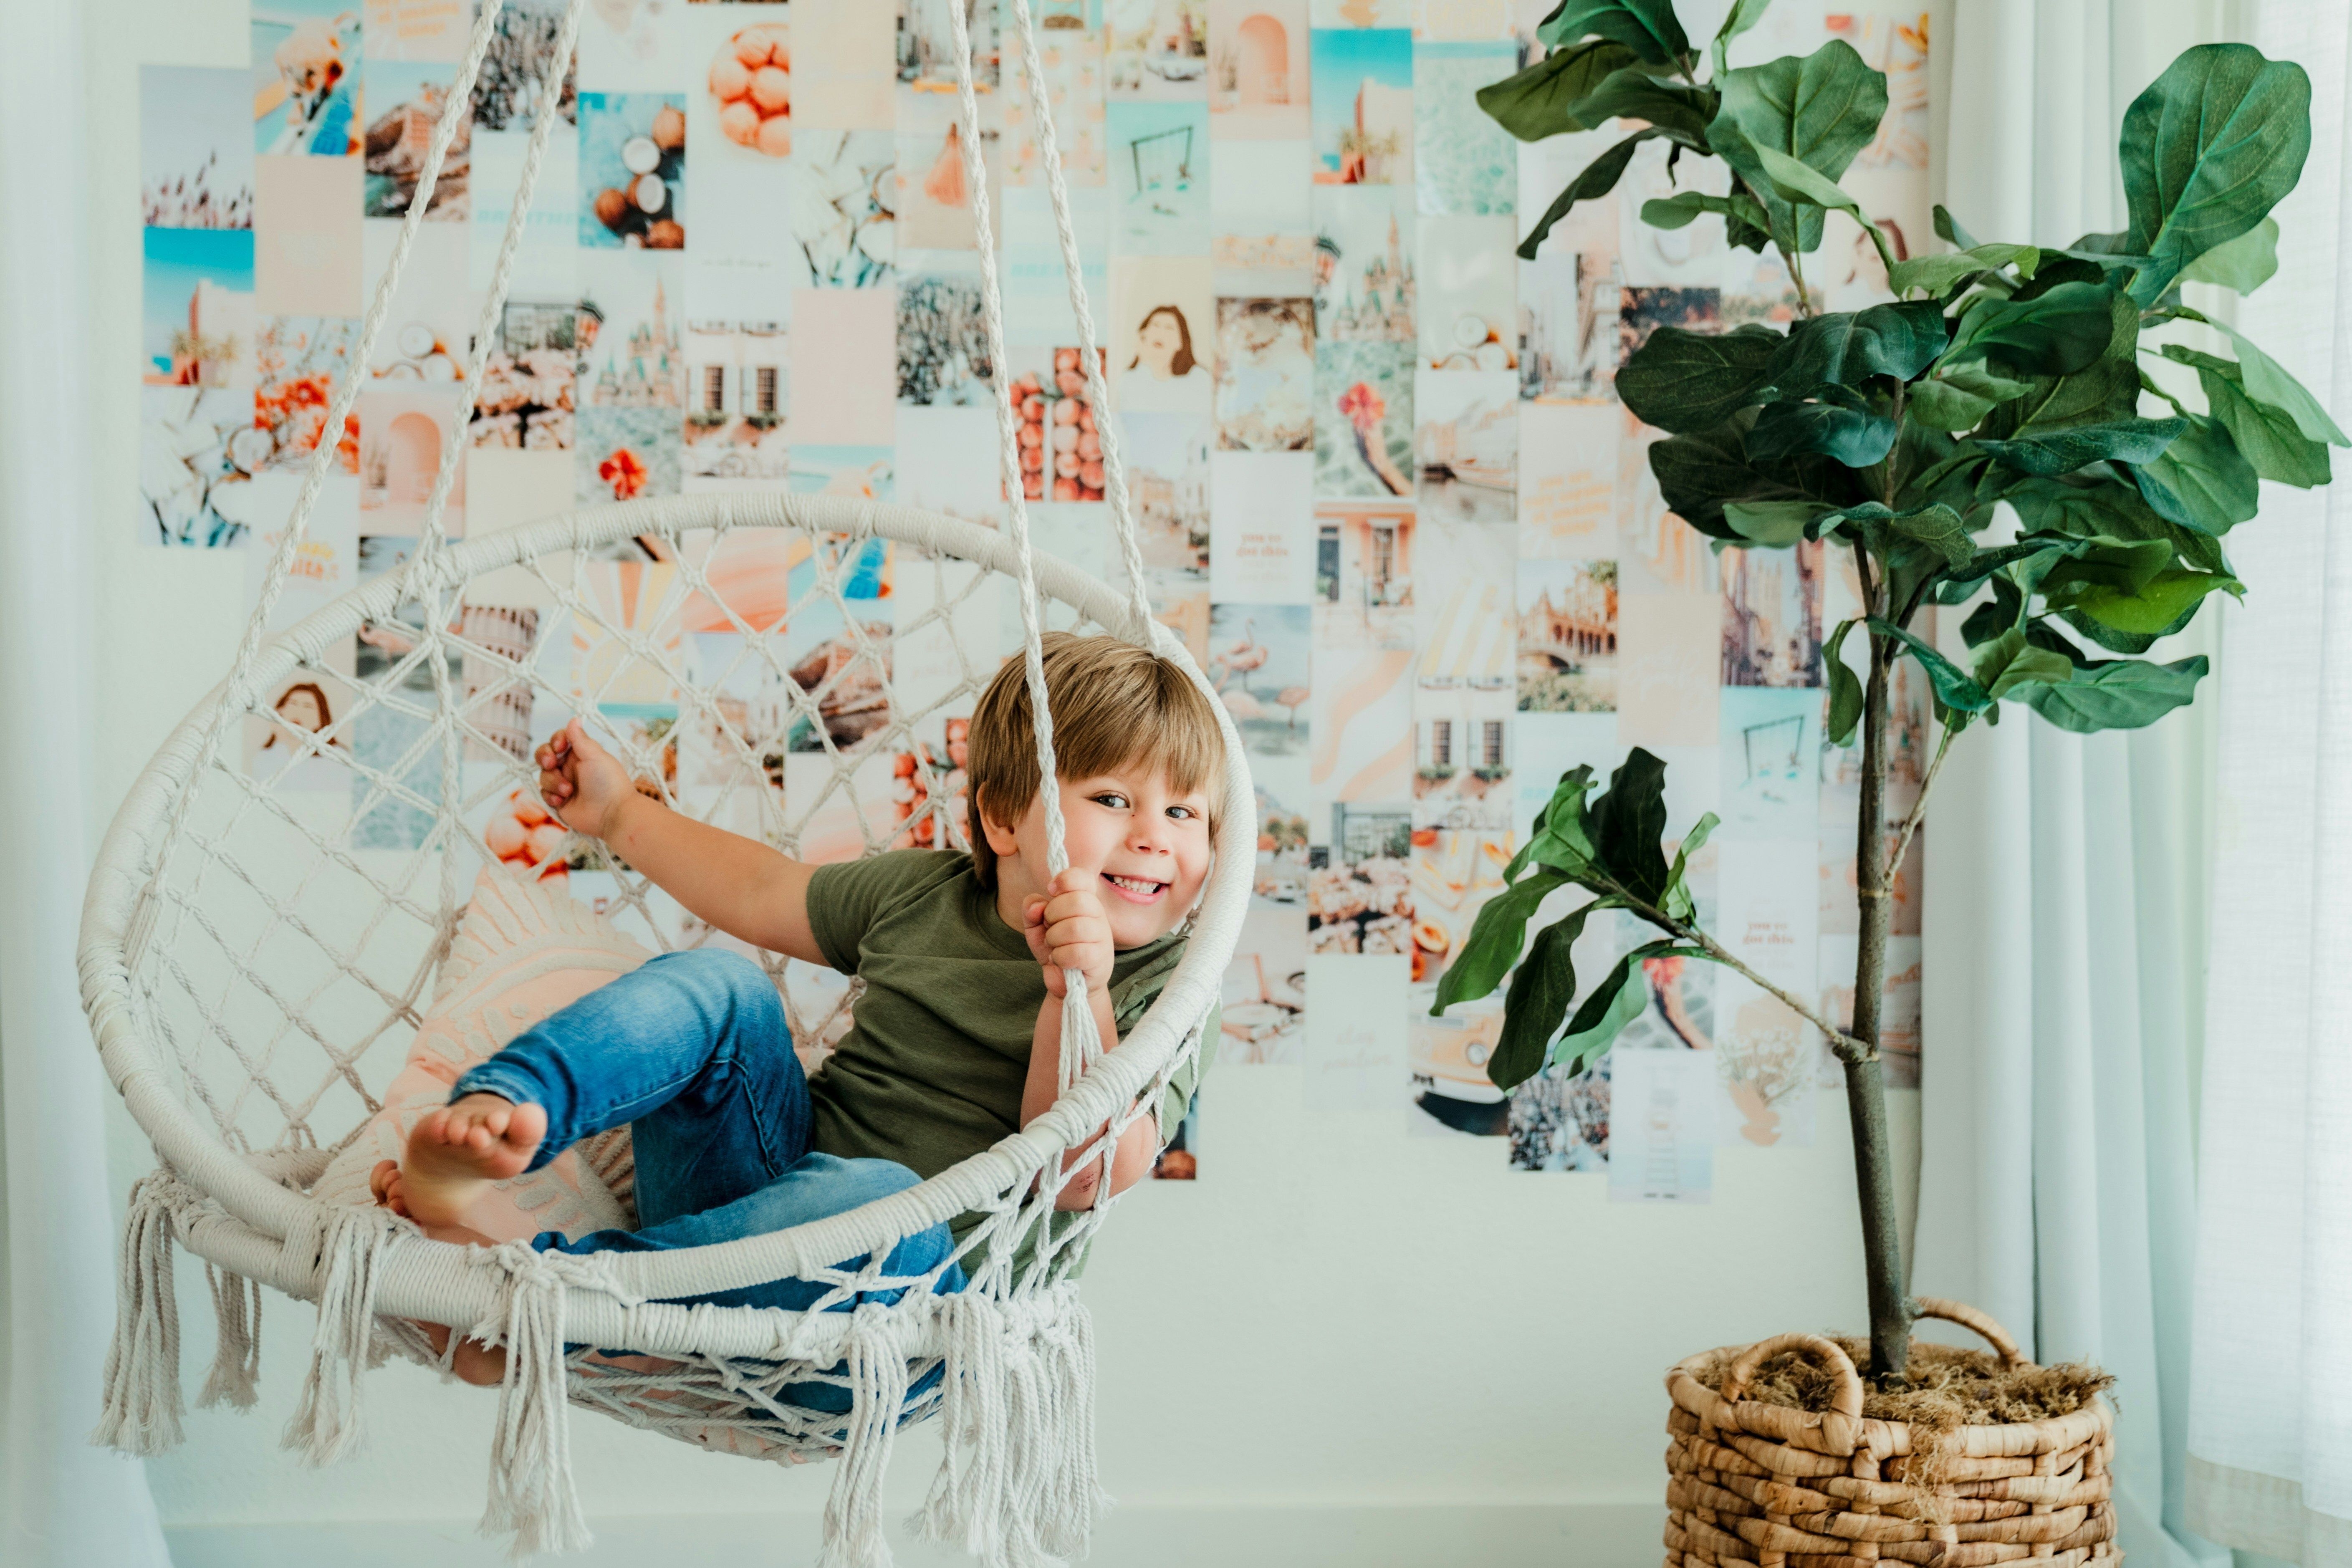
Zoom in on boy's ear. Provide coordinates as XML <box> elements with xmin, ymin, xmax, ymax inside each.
<box><xmin>977</xmin><ymin>790</ymin><xmax>1022</xmax><ymax>858</ymax></box>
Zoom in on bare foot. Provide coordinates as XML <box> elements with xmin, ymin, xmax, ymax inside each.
<box><xmin>369</xmin><ymin>1159</ymin><xmax>513</xmax><ymax>1387</ymax></box>
<box><xmin>396</xmin><ymin>1093</ymin><xmax>547</xmax><ymax>1229</ymax></box>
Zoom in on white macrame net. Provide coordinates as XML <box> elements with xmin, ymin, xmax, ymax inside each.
<box><xmin>79</xmin><ymin>3</ymin><xmax>1251</xmax><ymax>1563</ymax></box>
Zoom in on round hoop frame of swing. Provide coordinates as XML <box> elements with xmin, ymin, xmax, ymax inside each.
<box><xmin>79</xmin><ymin>490</ymin><xmax>1255</xmax><ymax>1365</ymax></box>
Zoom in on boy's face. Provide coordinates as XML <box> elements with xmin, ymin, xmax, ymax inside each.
<box><xmin>985</xmin><ymin>759</ymin><xmax>1216</xmax><ymax>949</ymax></box>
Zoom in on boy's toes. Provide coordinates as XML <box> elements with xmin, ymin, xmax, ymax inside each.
<box><xmin>369</xmin><ymin>1159</ymin><xmax>397</xmax><ymax>1203</ymax></box>
<box><xmin>502</xmin><ymin>1101</ymin><xmax>548</xmax><ymax>1155</ymax></box>
<box><xmin>452</xmin><ymin>1336</ymin><xmax>508</xmax><ymax>1387</ymax></box>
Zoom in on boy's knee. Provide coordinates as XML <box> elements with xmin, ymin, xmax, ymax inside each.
<box><xmin>831</xmin><ymin>1156</ymin><xmax>925</xmax><ymax>1208</ymax></box>
<box><xmin>649</xmin><ymin>948</ymin><xmax>781</xmax><ymax>1020</ymax></box>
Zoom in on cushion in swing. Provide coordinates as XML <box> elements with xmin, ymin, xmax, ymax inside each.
<box><xmin>312</xmin><ymin>866</ymin><xmax>647</xmax><ymax>1240</ymax></box>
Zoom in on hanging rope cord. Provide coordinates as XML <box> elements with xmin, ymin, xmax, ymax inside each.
<box><xmin>131</xmin><ymin>0</ymin><xmax>584</xmax><ymax>965</ymax></box>
<box><xmin>946</xmin><ymin>0</ymin><xmax>1162</xmax><ymax>1108</ymax></box>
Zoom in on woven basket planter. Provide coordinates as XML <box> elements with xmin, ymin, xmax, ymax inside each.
<box><xmin>1663</xmin><ymin>1298</ymin><xmax>2118</xmax><ymax>1568</ymax></box>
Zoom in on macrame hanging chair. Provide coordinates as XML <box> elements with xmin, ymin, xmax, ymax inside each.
<box><xmin>80</xmin><ymin>1</ymin><xmax>1251</xmax><ymax>1561</ymax></box>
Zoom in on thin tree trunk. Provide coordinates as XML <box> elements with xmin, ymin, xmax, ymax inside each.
<box><xmin>1848</xmin><ymin>631</ymin><xmax>1912</xmax><ymax>1381</ymax></box>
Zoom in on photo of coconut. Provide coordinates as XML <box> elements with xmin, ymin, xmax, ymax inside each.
<box><xmin>579</xmin><ymin>93</ymin><xmax>687</xmax><ymax>250</ymax></box>
<box><xmin>362</xmin><ymin>60</ymin><xmax>470</xmax><ymax>221</ymax></box>
<box><xmin>141</xmin><ymin>65</ymin><xmax>253</xmax><ymax>229</ymax></box>
<box><xmin>1213</xmin><ymin>296</ymin><xmax>1314</xmax><ymax>451</ymax></box>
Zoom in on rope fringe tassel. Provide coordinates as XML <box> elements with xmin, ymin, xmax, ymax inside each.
<box><xmin>477</xmin><ymin>1243</ymin><xmax>601</xmax><ymax>1559</ymax></box>
<box><xmin>90</xmin><ymin>1172</ymin><xmax>186</xmax><ymax>1456</ymax></box>
<box><xmin>280</xmin><ymin>1206</ymin><xmax>398</xmax><ymax>1464</ymax></box>
<box><xmin>821</xmin><ymin>1303</ymin><xmax>917</xmax><ymax>1568</ymax></box>
<box><xmin>913</xmin><ymin>1286</ymin><xmax>1103</xmax><ymax>1568</ymax></box>
<box><xmin>199</xmin><ymin>1261</ymin><xmax>264</xmax><ymax>1409</ymax></box>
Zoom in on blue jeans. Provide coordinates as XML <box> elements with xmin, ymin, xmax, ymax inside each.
<box><xmin>451</xmin><ymin>948</ymin><xmax>966</xmax><ymax>1413</ymax></box>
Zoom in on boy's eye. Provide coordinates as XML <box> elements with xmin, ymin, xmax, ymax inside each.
<box><xmin>1092</xmin><ymin>792</ymin><xmax>1130</xmax><ymax>810</ymax></box>
<box><xmin>1166</xmin><ymin>804</ymin><xmax>1197</xmax><ymax>821</ymax></box>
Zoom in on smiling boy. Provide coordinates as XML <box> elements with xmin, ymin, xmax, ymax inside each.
<box><xmin>371</xmin><ymin>632</ymin><xmax>1225</xmax><ymax>1387</ymax></box>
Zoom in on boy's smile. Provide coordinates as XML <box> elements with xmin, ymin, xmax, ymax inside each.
<box><xmin>983</xmin><ymin>763</ymin><xmax>1215</xmax><ymax>949</ymax></box>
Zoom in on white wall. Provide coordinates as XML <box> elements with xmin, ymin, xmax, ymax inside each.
<box><xmin>84</xmin><ymin>2</ymin><xmax>1920</xmax><ymax>1561</ymax></box>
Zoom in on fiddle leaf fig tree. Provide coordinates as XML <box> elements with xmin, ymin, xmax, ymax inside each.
<box><xmin>1456</xmin><ymin>6</ymin><xmax>2336</xmax><ymax>1382</ymax></box>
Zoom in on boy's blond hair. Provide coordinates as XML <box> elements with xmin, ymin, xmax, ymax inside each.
<box><xmin>965</xmin><ymin>631</ymin><xmax>1225</xmax><ymax>889</ymax></box>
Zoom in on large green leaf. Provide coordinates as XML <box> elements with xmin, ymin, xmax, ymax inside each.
<box><xmin>1551</xmin><ymin>943</ymin><xmax>1682</xmax><ymax>1075</ymax></box>
<box><xmin>1768</xmin><ymin>300</ymin><xmax>1949</xmax><ymax>393</ymax></box>
<box><xmin>1824</xmin><ymin>618</ymin><xmax>1864</xmax><ymax>744</ymax></box>
<box><xmin>1662</xmin><ymin>812</ymin><xmax>1718</xmax><ymax>925</ymax></box>
<box><xmin>1538</xmin><ymin>0</ymin><xmax>1691</xmax><ymax>64</ymax></box>
<box><xmin>2221</xmin><ymin>323</ymin><xmax>2351</xmax><ymax>445</ymax></box>
<box><xmin>2178</xmin><ymin>216</ymin><xmax>2279</xmax><ymax>293</ymax></box>
<box><xmin>1747</xmin><ymin>397</ymin><xmax>1897</xmax><ymax>466</ymax></box>
<box><xmin>1906</xmin><ymin>364</ymin><xmax>2034</xmax><ymax>434</ymax></box>
<box><xmin>1488</xmin><ymin>904</ymin><xmax>1600</xmax><ymax>1091</ymax></box>
<box><xmin>1617</xmin><ymin>323</ymin><xmax>1781</xmax><ymax>432</ymax></box>
<box><xmin>1868</xmin><ymin>617</ymin><xmax>1994</xmax><ymax>712</ymax></box>
<box><xmin>2047</xmin><ymin>567</ymin><xmax>2243</xmax><ymax>636</ymax></box>
<box><xmin>1642</xmin><ymin>189</ymin><xmax>1768</xmax><ymax>232</ymax></box>
<box><xmin>1708</xmin><ymin>41</ymin><xmax>1887</xmax><ymax>251</ymax></box>
<box><xmin>1994</xmin><ymin>472</ymin><xmax>2228</xmax><ymax>576</ymax></box>
<box><xmin>1505</xmin><ymin>765</ymin><xmax>1602</xmax><ymax>883</ymax></box>
<box><xmin>1587</xmin><ymin>749</ymin><xmax>1672</xmax><ymax>906</ymax></box>
<box><xmin>1722</xmin><ymin>500</ymin><xmax>1827</xmax><ymax>546</ymax></box>
<box><xmin>1647</xmin><ymin>411</ymin><xmax>1857</xmax><ymax>538</ymax></box>
<box><xmin>1978</xmin><ymin>417</ymin><xmax>2185</xmax><ymax>477</ymax></box>
<box><xmin>1970</xmin><ymin>628</ymin><xmax>2075</xmax><ymax>700</ymax></box>
<box><xmin>1712</xmin><ymin>0</ymin><xmax>1776</xmax><ymax>76</ymax></box>
<box><xmin>2019</xmin><ymin>653</ymin><xmax>2210</xmax><ymax>732</ymax></box>
<box><xmin>1888</xmin><ymin>244</ymin><xmax>2041</xmax><ymax>298</ymax></box>
<box><xmin>2121</xmin><ymin>44</ymin><xmax>2312</xmax><ymax>301</ymax></box>
<box><xmin>1475</xmin><ymin>39</ymin><xmax>1643</xmax><ymax>141</ymax></box>
<box><xmin>1569</xmin><ymin>66</ymin><xmax>1718</xmax><ymax>146</ymax></box>
<box><xmin>1431</xmin><ymin>866</ymin><xmax>1576</xmax><ymax>1013</ymax></box>
<box><xmin>2130</xmin><ymin>413</ymin><xmax>2258</xmax><ymax>533</ymax></box>
<box><xmin>1517</xmin><ymin>129</ymin><xmax>1658</xmax><ymax>259</ymax></box>
<box><xmin>2033</xmin><ymin>536</ymin><xmax>2175</xmax><ymax>599</ymax></box>
<box><xmin>1947</xmin><ymin>282</ymin><xmax>2117</xmax><ymax>376</ymax></box>
<box><xmin>1825</xmin><ymin>501</ymin><xmax>1974</xmax><ymax>569</ymax></box>
<box><xmin>2166</xmin><ymin>346</ymin><xmax>2337</xmax><ymax>487</ymax></box>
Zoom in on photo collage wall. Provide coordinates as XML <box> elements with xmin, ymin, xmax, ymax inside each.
<box><xmin>137</xmin><ymin>0</ymin><xmax>1936</xmax><ymax>1194</ymax></box>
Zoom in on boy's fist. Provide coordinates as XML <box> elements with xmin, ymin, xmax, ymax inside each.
<box><xmin>535</xmin><ymin>718</ymin><xmax>635</xmax><ymax>841</ymax></box>
<box><xmin>1022</xmin><ymin>868</ymin><xmax>1114</xmax><ymax>997</ymax></box>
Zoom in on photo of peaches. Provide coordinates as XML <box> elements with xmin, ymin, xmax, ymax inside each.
<box><xmin>710</xmin><ymin>24</ymin><xmax>790</xmax><ymax>157</ymax></box>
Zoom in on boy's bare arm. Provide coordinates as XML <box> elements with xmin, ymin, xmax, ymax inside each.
<box><xmin>603</xmin><ymin>793</ymin><xmax>827</xmax><ymax>965</ymax></box>
<box><xmin>538</xmin><ymin>718</ymin><xmax>829</xmax><ymax>967</ymax></box>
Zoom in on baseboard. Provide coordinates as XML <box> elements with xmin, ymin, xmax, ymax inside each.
<box><xmin>164</xmin><ymin>1501</ymin><xmax>1667</xmax><ymax>1568</ymax></box>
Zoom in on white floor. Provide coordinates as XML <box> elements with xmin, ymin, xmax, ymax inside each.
<box><xmin>165</xmin><ymin>1502</ymin><xmax>1667</xmax><ymax>1567</ymax></box>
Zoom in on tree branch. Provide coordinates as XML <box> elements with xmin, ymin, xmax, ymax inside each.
<box><xmin>1886</xmin><ymin>715</ymin><xmax>1956</xmax><ymax>880</ymax></box>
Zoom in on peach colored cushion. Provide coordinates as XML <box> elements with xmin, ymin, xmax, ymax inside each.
<box><xmin>315</xmin><ymin>868</ymin><xmax>650</xmax><ymax>1239</ymax></box>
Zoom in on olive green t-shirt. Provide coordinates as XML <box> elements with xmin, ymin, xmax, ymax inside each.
<box><xmin>803</xmin><ymin>849</ymin><xmax>1214</xmax><ymax>1231</ymax></box>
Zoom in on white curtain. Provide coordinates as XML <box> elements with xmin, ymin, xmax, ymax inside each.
<box><xmin>1913</xmin><ymin>4</ymin><xmax>2233</xmax><ymax>1567</ymax></box>
<box><xmin>2187</xmin><ymin>4</ymin><xmax>2352</xmax><ymax>1564</ymax></box>
<box><xmin>0</xmin><ymin>2</ymin><xmax>172</xmax><ymax>1563</ymax></box>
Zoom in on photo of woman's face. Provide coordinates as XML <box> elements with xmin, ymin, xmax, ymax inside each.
<box><xmin>278</xmin><ymin>687</ymin><xmax>325</xmax><ymax>732</ymax></box>
<box><xmin>1137</xmin><ymin>308</ymin><xmax>1185</xmax><ymax>376</ymax></box>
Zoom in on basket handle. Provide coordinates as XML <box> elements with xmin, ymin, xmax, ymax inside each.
<box><xmin>1720</xmin><ymin>1332</ymin><xmax>1864</xmax><ymax>1418</ymax></box>
<box><xmin>1910</xmin><ymin>1297</ymin><xmax>2032</xmax><ymax>1368</ymax></box>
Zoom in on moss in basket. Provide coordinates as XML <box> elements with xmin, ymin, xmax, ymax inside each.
<box><xmin>1696</xmin><ymin>1341</ymin><xmax>2116</xmax><ymax>1429</ymax></box>
<box><xmin>1447</xmin><ymin>8</ymin><xmax>2337</xmax><ymax>1383</ymax></box>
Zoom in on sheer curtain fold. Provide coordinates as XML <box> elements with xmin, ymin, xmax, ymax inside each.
<box><xmin>1917</xmin><ymin>4</ymin><xmax>2227</xmax><ymax>1566</ymax></box>
<box><xmin>0</xmin><ymin>3</ymin><xmax>171</xmax><ymax>1564</ymax></box>
<box><xmin>2188</xmin><ymin>5</ymin><xmax>2352</xmax><ymax>1562</ymax></box>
